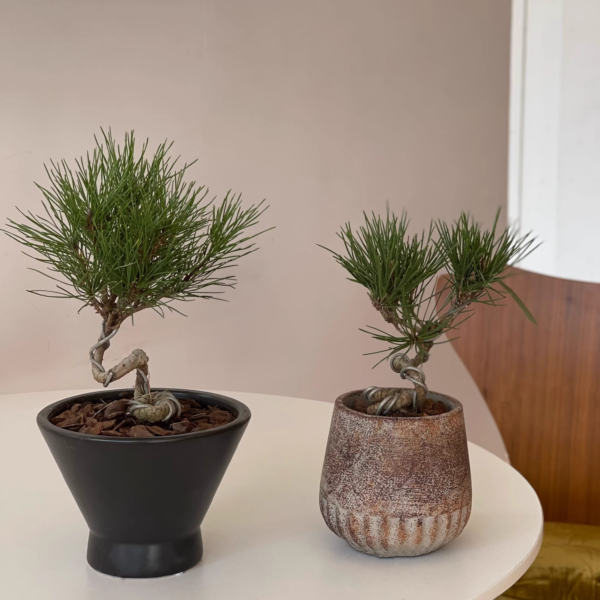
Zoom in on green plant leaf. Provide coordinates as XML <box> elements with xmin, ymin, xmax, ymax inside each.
<box><xmin>498</xmin><ymin>280</ymin><xmax>537</xmax><ymax>325</ymax></box>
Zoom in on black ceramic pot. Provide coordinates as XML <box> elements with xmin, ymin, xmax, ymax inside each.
<box><xmin>37</xmin><ymin>388</ymin><xmax>251</xmax><ymax>578</ymax></box>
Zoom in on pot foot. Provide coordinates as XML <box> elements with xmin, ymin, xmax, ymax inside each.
<box><xmin>87</xmin><ymin>530</ymin><xmax>203</xmax><ymax>578</ymax></box>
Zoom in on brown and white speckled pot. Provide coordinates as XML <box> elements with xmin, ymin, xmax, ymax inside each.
<box><xmin>320</xmin><ymin>389</ymin><xmax>472</xmax><ymax>557</ymax></box>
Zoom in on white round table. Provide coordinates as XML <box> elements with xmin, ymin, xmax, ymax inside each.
<box><xmin>0</xmin><ymin>389</ymin><xmax>543</xmax><ymax>600</ymax></box>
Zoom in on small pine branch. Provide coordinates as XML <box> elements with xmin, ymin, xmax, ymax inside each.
<box><xmin>435</xmin><ymin>208</ymin><xmax>538</xmax><ymax>318</ymax></box>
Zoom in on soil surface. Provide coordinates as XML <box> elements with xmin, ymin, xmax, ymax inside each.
<box><xmin>353</xmin><ymin>395</ymin><xmax>449</xmax><ymax>418</ymax></box>
<box><xmin>50</xmin><ymin>395</ymin><xmax>235</xmax><ymax>437</ymax></box>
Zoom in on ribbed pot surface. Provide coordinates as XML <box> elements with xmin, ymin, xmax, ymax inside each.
<box><xmin>320</xmin><ymin>390</ymin><xmax>472</xmax><ymax>557</ymax></box>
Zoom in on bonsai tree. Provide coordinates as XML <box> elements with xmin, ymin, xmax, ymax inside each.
<box><xmin>323</xmin><ymin>210</ymin><xmax>536</xmax><ymax>415</ymax></box>
<box><xmin>6</xmin><ymin>130</ymin><xmax>269</xmax><ymax>423</ymax></box>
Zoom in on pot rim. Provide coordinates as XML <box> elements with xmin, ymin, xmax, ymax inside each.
<box><xmin>336</xmin><ymin>388</ymin><xmax>463</xmax><ymax>421</ymax></box>
<box><xmin>37</xmin><ymin>388</ymin><xmax>251</xmax><ymax>443</ymax></box>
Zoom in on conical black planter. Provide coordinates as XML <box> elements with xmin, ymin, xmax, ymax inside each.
<box><xmin>37</xmin><ymin>388</ymin><xmax>250</xmax><ymax>578</ymax></box>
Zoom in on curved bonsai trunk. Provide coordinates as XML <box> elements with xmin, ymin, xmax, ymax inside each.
<box><xmin>368</xmin><ymin>293</ymin><xmax>474</xmax><ymax>415</ymax></box>
<box><xmin>90</xmin><ymin>322</ymin><xmax>181</xmax><ymax>423</ymax></box>
<box><xmin>90</xmin><ymin>328</ymin><xmax>149</xmax><ymax>395</ymax></box>
<box><xmin>366</xmin><ymin>351</ymin><xmax>429</xmax><ymax>415</ymax></box>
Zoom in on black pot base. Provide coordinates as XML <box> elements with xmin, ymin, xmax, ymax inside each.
<box><xmin>87</xmin><ymin>530</ymin><xmax>203</xmax><ymax>578</ymax></box>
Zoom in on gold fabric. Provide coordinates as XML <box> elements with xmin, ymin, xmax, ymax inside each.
<box><xmin>498</xmin><ymin>522</ymin><xmax>600</xmax><ymax>600</ymax></box>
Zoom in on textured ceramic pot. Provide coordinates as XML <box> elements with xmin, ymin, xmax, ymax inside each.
<box><xmin>38</xmin><ymin>388</ymin><xmax>250</xmax><ymax>578</ymax></box>
<box><xmin>320</xmin><ymin>389</ymin><xmax>471</xmax><ymax>557</ymax></box>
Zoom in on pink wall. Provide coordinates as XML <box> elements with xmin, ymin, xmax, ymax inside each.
<box><xmin>0</xmin><ymin>0</ymin><xmax>510</xmax><ymax>456</ymax></box>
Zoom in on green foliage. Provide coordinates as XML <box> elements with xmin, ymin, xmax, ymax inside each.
<box><xmin>324</xmin><ymin>213</ymin><xmax>445</xmax><ymax>315</ymax></box>
<box><xmin>322</xmin><ymin>209</ymin><xmax>537</xmax><ymax>365</ymax></box>
<box><xmin>436</xmin><ymin>210</ymin><xmax>537</xmax><ymax>319</ymax></box>
<box><xmin>5</xmin><ymin>130</ymin><xmax>270</xmax><ymax>326</ymax></box>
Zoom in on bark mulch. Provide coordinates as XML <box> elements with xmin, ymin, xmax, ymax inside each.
<box><xmin>50</xmin><ymin>397</ymin><xmax>235</xmax><ymax>437</ymax></box>
<box><xmin>354</xmin><ymin>396</ymin><xmax>449</xmax><ymax>417</ymax></box>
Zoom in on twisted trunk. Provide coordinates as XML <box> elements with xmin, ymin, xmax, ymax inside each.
<box><xmin>369</xmin><ymin>293</ymin><xmax>474</xmax><ymax>414</ymax></box>
<box><xmin>90</xmin><ymin>321</ymin><xmax>180</xmax><ymax>423</ymax></box>
<box><xmin>90</xmin><ymin>327</ymin><xmax>149</xmax><ymax>396</ymax></box>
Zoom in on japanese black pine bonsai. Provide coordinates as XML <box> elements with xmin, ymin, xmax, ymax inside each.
<box><xmin>6</xmin><ymin>130</ymin><xmax>269</xmax><ymax>423</ymax></box>
<box><xmin>323</xmin><ymin>210</ymin><xmax>536</xmax><ymax>416</ymax></box>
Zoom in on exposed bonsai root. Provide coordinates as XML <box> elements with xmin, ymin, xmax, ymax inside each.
<box><xmin>364</xmin><ymin>352</ymin><xmax>430</xmax><ymax>415</ymax></box>
<box><xmin>51</xmin><ymin>397</ymin><xmax>233</xmax><ymax>436</ymax></box>
<box><xmin>366</xmin><ymin>388</ymin><xmax>413</xmax><ymax>415</ymax></box>
<box><xmin>128</xmin><ymin>391</ymin><xmax>183</xmax><ymax>423</ymax></box>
